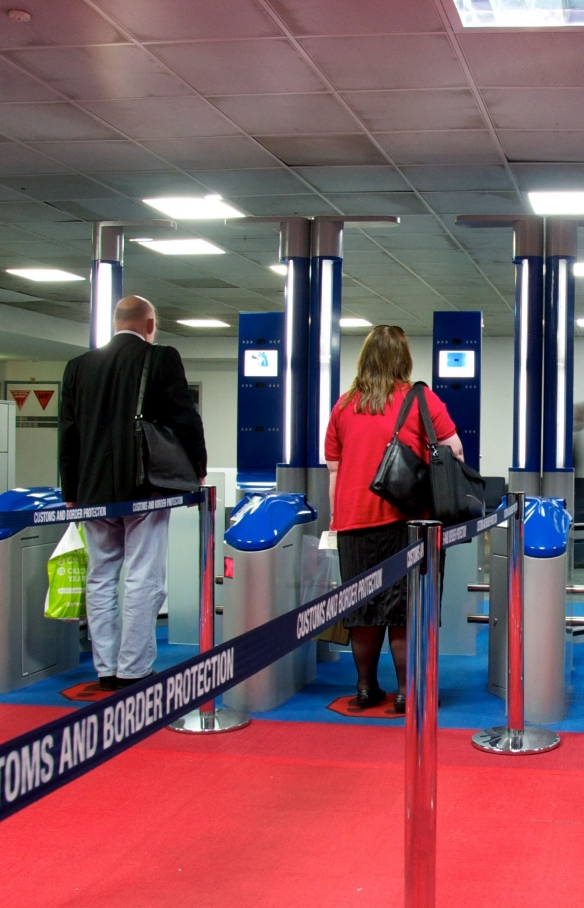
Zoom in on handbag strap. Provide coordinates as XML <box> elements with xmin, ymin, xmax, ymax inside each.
<box><xmin>393</xmin><ymin>381</ymin><xmax>428</xmax><ymax>437</ymax></box>
<box><xmin>135</xmin><ymin>344</ymin><xmax>154</xmax><ymax>486</ymax></box>
<box><xmin>135</xmin><ymin>344</ymin><xmax>153</xmax><ymax>420</ymax></box>
<box><xmin>413</xmin><ymin>383</ymin><xmax>439</xmax><ymax>448</ymax></box>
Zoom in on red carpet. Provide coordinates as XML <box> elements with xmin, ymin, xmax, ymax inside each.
<box><xmin>1</xmin><ymin>706</ymin><xmax>584</xmax><ymax>908</ymax></box>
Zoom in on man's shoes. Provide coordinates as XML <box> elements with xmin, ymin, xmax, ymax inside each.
<box><xmin>393</xmin><ymin>693</ymin><xmax>406</xmax><ymax>713</ymax></box>
<box><xmin>98</xmin><ymin>675</ymin><xmax>117</xmax><ymax>691</ymax></box>
<box><xmin>116</xmin><ymin>670</ymin><xmax>157</xmax><ymax>690</ymax></box>
<box><xmin>356</xmin><ymin>686</ymin><xmax>386</xmax><ymax>709</ymax></box>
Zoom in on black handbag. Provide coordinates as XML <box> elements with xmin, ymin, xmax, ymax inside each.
<box><xmin>134</xmin><ymin>346</ymin><xmax>201</xmax><ymax>492</ymax></box>
<box><xmin>414</xmin><ymin>384</ymin><xmax>485</xmax><ymax>526</ymax></box>
<box><xmin>369</xmin><ymin>382</ymin><xmax>430</xmax><ymax>517</ymax></box>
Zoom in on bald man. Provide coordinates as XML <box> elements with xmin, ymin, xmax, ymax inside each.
<box><xmin>59</xmin><ymin>296</ymin><xmax>207</xmax><ymax>690</ymax></box>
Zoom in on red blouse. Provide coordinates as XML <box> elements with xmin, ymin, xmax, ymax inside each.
<box><xmin>325</xmin><ymin>385</ymin><xmax>456</xmax><ymax>531</ymax></box>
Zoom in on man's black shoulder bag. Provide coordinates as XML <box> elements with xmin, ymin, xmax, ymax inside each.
<box><xmin>134</xmin><ymin>345</ymin><xmax>201</xmax><ymax>493</ymax></box>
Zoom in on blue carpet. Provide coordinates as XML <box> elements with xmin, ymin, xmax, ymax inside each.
<box><xmin>3</xmin><ymin>626</ymin><xmax>584</xmax><ymax>733</ymax></box>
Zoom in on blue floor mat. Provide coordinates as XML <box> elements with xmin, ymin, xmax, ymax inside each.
<box><xmin>3</xmin><ymin>626</ymin><xmax>584</xmax><ymax>733</ymax></box>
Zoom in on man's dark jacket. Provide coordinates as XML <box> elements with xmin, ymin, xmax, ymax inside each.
<box><xmin>59</xmin><ymin>333</ymin><xmax>207</xmax><ymax>506</ymax></box>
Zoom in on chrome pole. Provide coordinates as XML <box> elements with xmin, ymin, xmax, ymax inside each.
<box><xmin>472</xmin><ymin>492</ymin><xmax>560</xmax><ymax>754</ymax></box>
<box><xmin>405</xmin><ymin>520</ymin><xmax>441</xmax><ymax>908</ymax></box>
<box><xmin>168</xmin><ymin>487</ymin><xmax>250</xmax><ymax>734</ymax></box>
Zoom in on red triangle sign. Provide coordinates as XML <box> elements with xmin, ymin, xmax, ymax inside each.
<box><xmin>34</xmin><ymin>389</ymin><xmax>55</xmax><ymax>411</ymax></box>
<box><xmin>10</xmin><ymin>390</ymin><xmax>30</xmax><ymax>411</ymax></box>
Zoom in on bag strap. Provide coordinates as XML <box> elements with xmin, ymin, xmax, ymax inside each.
<box><xmin>134</xmin><ymin>344</ymin><xmax>154</xmax><ymax>486</ymax></box>
<box><xmin>393</xmin><ymin>381</ymin><xmax>427</xmax><ymax>437</ymax></box>
<box><xmin>413</xmin><ymin>383</ymin><xmax>439</xmax><ymax>447</ymax></box>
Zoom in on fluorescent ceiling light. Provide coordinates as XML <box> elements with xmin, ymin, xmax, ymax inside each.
<box><xmin>143</xmin><ymin>195</ymin><xmax>244</xmax><ymax>219</ymax></box>
<box><xmin>453</xmin><ymin>0</ymin><xmax>584</xmax><ymax>28</ymax></box>
<box><xmin>6</xmin><ymin>268</ymin><xmax>84</xmax><ymax>282</ymax></box>
<box><xmin>574</xmin><ymin>263</ymin><xmax>584</xmax><ymax>277</ymax></box>
<box><xmin>577</xmin><ymin>319</ymin><xmax>584</xmax><ymax>328</ymax></box>
<box><xmin>133</xmin><ymin>239</ymin><xmax>224</xmax><ymax>255</ymax></box>
<box><xmin>177</xmin><ymin>319</ymin><xmax>230</xmax><ymax>328</ymax></box>
<box><xmin>270</xmin><ymin>264</ymin><xmax>288</xmax><ymax>276</ymax></box>
<box><xmin>528</xmin><ymin>192</ymin><xmax>584</xmax><ymax>215</ymax></box>
<box><xmin>340</xmin><ymin>318</ymin><xmax>372</xmax><ymax>328</ymax></box>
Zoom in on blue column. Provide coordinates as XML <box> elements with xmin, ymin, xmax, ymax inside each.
<box><xmin>307</xmin><ymin>255</ymin><xmax>342</xmax><ymax>467</ymax></box>
<box><xmin>89</xmin><ymin>224</ymin><xmax>123</xmax><ymax>350</ymax></box>
<box><xmin>543</xmin><ymin>218</ymin><xmax>577</xmax><ymax>478</ymax></box>
<box><xmin>277</xmin><ymin>217</ymin><xmax>311</xmax><ymax>472</ymax></box>
<box><xmin>511</xmin><ymin>255</ymin><xmax>544</xmax><ymax>474</ymax></box>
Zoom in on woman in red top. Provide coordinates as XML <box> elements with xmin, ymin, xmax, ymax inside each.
<box><xmin>325</xmin><ymin>325</ymin><xmax>462</xmax><ymax>711</ymax></box>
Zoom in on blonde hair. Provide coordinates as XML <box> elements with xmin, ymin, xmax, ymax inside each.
<box><xmin>341</xmin><ymin>325</ymin><xmax>413</xmax><ymax>414</ymax></box>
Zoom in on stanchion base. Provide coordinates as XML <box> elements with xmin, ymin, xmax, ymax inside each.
<box><xmin>471</xmin><ymin>726</ymin><xmax>560</xmax><ymax>755</ymax></box>
<box><xmin>168</xmin><ymin>707</ymin><xmax>250</xmax><ymax>735</ymax></box>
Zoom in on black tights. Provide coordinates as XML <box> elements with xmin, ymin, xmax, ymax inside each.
<box><xmin>350</xmin><ymin>625</ymin><xmax>407</xmax><ymax>696</ymax></box>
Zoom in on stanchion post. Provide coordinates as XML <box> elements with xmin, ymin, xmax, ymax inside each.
<box><xmin>405</xmin><ymin>520</ymin><xmax>442</xmax><ymax>908</ymax></box>
<box><xmin>168</xmin><ymin>487</ymin><xmax>250</xmax><ymax>734</ymax></box>
<box><xmin>472</xmin><ymin>492</ymin><xmax>560</xmax><ymax>754</ymax></box>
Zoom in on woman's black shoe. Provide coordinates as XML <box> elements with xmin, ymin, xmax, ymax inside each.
<box><xmin>356</xmin><ymin>687</ymin><xmax>386</xmax><ymax>709</ymax></box>
<box><xmin>393</xmin><ymin>693</ymin><xmax>406</xmax><ymax>713</ymax></box>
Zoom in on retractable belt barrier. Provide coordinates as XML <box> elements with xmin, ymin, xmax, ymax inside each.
<box><xmin>0</xmin><ymin>496</ymin><xmax>515</xmax><ymax>823</ymax></box>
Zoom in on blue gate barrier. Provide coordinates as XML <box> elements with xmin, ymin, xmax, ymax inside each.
<box><xmin>0</xmin><ymin>496</ymin><xmax>516</xmax><ymax>822</ymax></box>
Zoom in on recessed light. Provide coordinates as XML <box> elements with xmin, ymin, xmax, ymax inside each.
<box><xmin>528</xmin><ymin>192</ymin><xmax>584</xmax><ymax>215</ymax></box>
<box><xmin>574</xmin><ymin>264</ymin><xmax>584</xmax><ymax>277</ymax></box>
<box><xmin>6</xmin><ymin>268</ymin><xmax>85</xmax><ymax>282</ymax></box>
<box><xmin>577</xmin><ymin>319</ymin><xmax>584</xmax><ymax>328</ymax></box>
<box><xmin>177</xmin><ymin>319</ymin><xmax>230</xmax><ymax>328</ymax></box>
<box><xmin>143</xmin><ymin>195</ymin><xmax>244</xmax><ymax>220</ymax></box>
<box><xmin>132</xmin><ymin>239</ymin><xmax>224</xmax><ymax>255</ymax></box>
<box><xmin>269</xmin><ymin>264</ymin><xmax>288</xmax><ymax>276</ymax></box>
<box><xmin>453</xmin><ymin>0</ymin><xmax>584</xmax><ymax>28</ymax></box>
<box><xmin>340</xmin><ymin>318</ymin><xmax>372</xmax><ymax>328</ymax></box>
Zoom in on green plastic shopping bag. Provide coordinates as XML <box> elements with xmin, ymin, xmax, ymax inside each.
<box><xmin>44</xmin><ymin>522</ymin><xmax>88</xmax><ymax>620</ymax></box>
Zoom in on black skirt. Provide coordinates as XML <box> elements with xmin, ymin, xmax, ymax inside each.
<box><xmin>338</xmin><ymin>522</ymin><xmax>408</xmax><ymax>628</ymax></box>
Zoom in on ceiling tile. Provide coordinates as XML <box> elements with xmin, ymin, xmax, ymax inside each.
<box><xmin>342</xmin><ymin>90</ymin><xmax>485</xmax><ymax>132</ymax></box>
<box><xmin>96</xmin><ymin>0</ymin><xmax>281</xmax><ymax>41</ymax></box>
<box><xmin>499</xmin><ymin>130</ymin><xmax>584</xmax><ymax>163</ymax></box>
<box><xmin>80</xmin><ymin>97</ymin><xmax>238</xmax><ymax>139</ymax></box>
<box><xmin>229</xmin><ymin>194</ymin><xmax>337</xmax><ymax>216</ymax></box>
<box><xmin>50</xmin><ymin>198</ymin><xmax>154</xmax><ymax>221</ymax></box>
<box><xmin>187</xmin><ymin>168</ymin><xmax>306</xmax><ymax>195</ymax></box>
<box><xmin>153</xmin><ymin>40</ymin><xmax>326</xmax><ymax>95</ymax></box>
<box><xmin>510</xmin><ymin>163</ymin><xmax>584</xmax><ymax>191</ymax></box>
<box><xmin>4</xmin><ymin>46</ymin><xmax>191</xmax><ymax>101</ymax></box>
<box><xmin>300</xmin><ymin>35</ymin><xmax>465</xmax><ymax>90</ymax></box>
<box><xmin>142</xmin><ymin>136</ymin><xmax>278</xmax><ymax>169</ymax></box>
<box><xmin>292</xmin><ymin>165</ymin><xmax>408</xmax><ymax>192</ymax></box>
<box><xmin>91</xmin><ymin>171</ymin><xmax>205</xmax><ymax>197</ymax></box>
<box><xmin>0</xmin><ymin>0</ymin><xmax>126</xmax><ymax>48</ymax></box>
<box><xmin>484</xmin><ymin>88</ymin><xmax>584</xmax><ymax>130</ymax></box>
<box><xmin>0</xmin><ymin>103</ymin><xmax>118</xmax><ymax>141</ymax></box>
<box><xmin>269</xmin><ymin>0</ymin><xmax>444</xmax><ymax>35</ymax></box>
<box><xmin>258</xmin><ymin>135</ymin><xmax>386</xmax><ymax>166</ymax></box>
<box><xmin>0</xmin><ymin>144</ymin><xmax>71</xmax><ymax>176</ymax></box>
<box><xmin>0</xmin><ymin>58</ymin><xmax>61</xmax><ymax>102</ymax></box>
<box><xmin>376</xmin><ymin>130</ymin><xmax>501</xmax><ymax>165</ymax></box>
<box><xmin>29</xmin><ymin>141</ymin><xmax>166</xmax><ymax>171</ymax></box>
<box><xmin>325</xmin><ymin>192</ymin><xmax>427</xmax><ymax>215</ymax></box>
<box><xmin>210</xmin><ymin>93</ymin><xmax>358</xmax><ymax>135</ymax></box>
<box><xmin>0</xmin><ymin>174</ymin><xmax>120</xmax><ymax>200</ymax></box>
<box><xmin>0</xmin><ymin>200</ymin><xmax>84</xmax><ymax>222</ymax></box>
<box><xmin>421</xmin><ymin>190</ymin><xmax>524</xmax><ymax>215</ymax></box>
<box><xmin>460</xmin><ymin>33</ymin><xmax>584</xmax><ymax>88</ymax></box>
<box><xmin>401</xmin><ymin>165</ymin><xmax>514</xmax><ymax>192</ymax></box>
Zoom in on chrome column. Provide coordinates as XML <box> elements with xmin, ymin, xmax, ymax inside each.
<box><xmin>405</xmin><ymin>520</ymin><xmax>441</xmax><ymax>908</ymax></box>
<box><xmin>169</xmin><ymin>487</ymin><xmax>249</xmax><ymax>734</ymax></box>
<box><xmin>472</xmin><ymin>493</ymin><xmax>560</xmax><ymax>754</ymax></box>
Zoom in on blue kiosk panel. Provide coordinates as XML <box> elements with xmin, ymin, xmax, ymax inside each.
<box><xmin>432</xmin><ymin>311</ymin><xmax>482</xmax><ymax>472</ymax></box>
<box><xmin>237</xmin><ymin>312</ymin><xmax>285</xmax><ymax>488</ymax></box>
